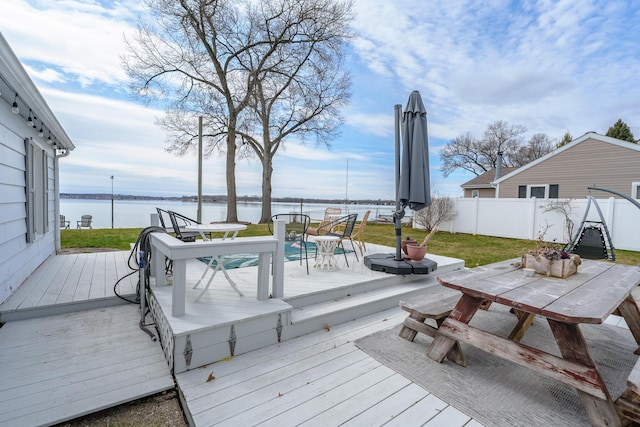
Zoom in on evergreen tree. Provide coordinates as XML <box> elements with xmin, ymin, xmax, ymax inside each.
<box><xmin>606</xmin><ymin>119</ymin><xmax>635</xmax><ymax>142</ymax></box>
<box><xmin>557</xmin><ymin>131</ymin><xmax>572</xmax><ymax>148</ymax></box>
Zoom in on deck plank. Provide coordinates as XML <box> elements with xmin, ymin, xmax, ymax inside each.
<box><xmin>88</xmin><ymin>252</ymin><xmax>107</xmax><ymax>299</ymax></box>
<box><xmin>73</xmin><ymin>252</ymin><xmax>98</xmax><ymax>302</ymax></box>
<box><xmin>340</xmin><ymin>382</ymin><xmax>434</xmax><ymax>426</ymax></box>
<box><xmin>288</xmin><ymin>369</ymin><xmax>413</xmax><ymax>426</ymax></box>
<box><xmin>54</xmin><ymin>254</ymin><xmax>86</xmax><ymax>304</ymax></box>
<box><xmin>381</xmin><ymin>393</ymin><xmax>449</xmax><ymax>426</ymax></box>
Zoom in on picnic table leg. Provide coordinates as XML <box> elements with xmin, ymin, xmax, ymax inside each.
<box><xmin>547</xmin><ymin>320</ymin><xmax>621</xmax><ymax>427</ymax></box>
<box><xmin>508</xmin><ymin>310</ymin><xmax>536</xmax><ymax>343</ymax></box>
<box><xmin>399</xmin><ymin>312</ymin><xmax>427</xmax><ymax>341</ymax></box>
<box><xmin>617</xmin><ymin>295</ymin><xmax>640</xmax><ymax>354</ymax></box>
<box><xmin>426</xmin><ymin>294</ymin><xmax>483</xmax><ymax>366</ymax></box>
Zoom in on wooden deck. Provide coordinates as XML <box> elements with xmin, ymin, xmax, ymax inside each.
<box><xmin>176</xmin><ymin>307</ymin><xmax>483</xmax><ymax>426</ymax></box>
<box><xmin>0</xmin><ymin>250</ymin><xmax>137</xmax><ymax>322</ymax></box>
<box><xmin>0</xmin><ymin>304</ymin><xmax>174</xmax><ymax>427</ymax></box>
<box><xmin>0</xmin><ymin>245</ymin><xmax>485</xmax><ymax>426</ymax></box>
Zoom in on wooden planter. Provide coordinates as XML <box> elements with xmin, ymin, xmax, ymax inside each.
<box><xmin>522</xmin><ymin>253</ymin><xmax>581</xmax><ymax>278</ymax></box>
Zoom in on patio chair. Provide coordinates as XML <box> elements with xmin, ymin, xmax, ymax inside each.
<box><xmin>76</xmin><ymin>215</ymin><xmax>92</xmax><ymax>229</ymax></box>
<box><xmin>351</xmin><ymin>210</ymin><xmax>371</xmax><ymax>256</ymax></box>
<box><xmin>307</xmin><ymin>207</ymin><xmax>342</xmax><ymax>237</ymax></box>
<box><xmin>59</xmin><ymin>214</ymin><xmax>70</xmax><ymax>229</ymax></box>
<box><xmin>317</xmin><ymin>213</ymin><xmax>359</xmax><ymax>267</ymax></box>
<box><xmin>167</xmin><ymin>210</ymin><xmax>202</xmax><ymax>242</ymax></box>
<box><xmin>268</xmin><ymin>213</ymin><xmax>311</xmax><ymax>274</ymax></box>
<box><xmin>156</xmin><ymin>207</ymin><xmax>178</xmax><ymax>233</ymax></box>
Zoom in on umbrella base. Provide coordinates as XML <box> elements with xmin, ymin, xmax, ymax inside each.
<box><xmin>364</xmin><ymin>253</ymin><xmax>437</xmax><ymax>275</ymax></box>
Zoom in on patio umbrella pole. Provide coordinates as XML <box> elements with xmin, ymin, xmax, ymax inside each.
<box><xmin>393</xmin><ymin>104</ymin><xmax>403</xmax><ymax>261</ymax></box>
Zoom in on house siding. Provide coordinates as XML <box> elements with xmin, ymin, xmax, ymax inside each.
<box><xmin>463</xmin><ymin>188</ymin><xmax>496</xmax><ymax>198</ymax></box>
<box><xmin>0</xmin><ymin>103</ymin><xmax>56</xmax><ymax>304</ymax></box>
<box><xmin>498</xmin><ymin>137</ymin><xmax>640</xmax><ymax>199</ymax></box>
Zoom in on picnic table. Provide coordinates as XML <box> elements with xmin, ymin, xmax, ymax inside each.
<box><xmin>426</xmin><ymin>258</ymin><xmax>640</xmax><ymax>427</ymax></box>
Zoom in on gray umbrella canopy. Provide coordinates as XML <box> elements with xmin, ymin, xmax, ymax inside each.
<box><xmin>399</xmin><ymin>90</ymin><xmax>431</xmax><ymax>211</ymax></box>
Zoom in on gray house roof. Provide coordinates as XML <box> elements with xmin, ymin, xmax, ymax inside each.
<box><xmin>0</xmin><ymin>32</ymin><xmax>74</xmax><ymax>151</ymax></box>
<box><xmin>493</xmin><ymin>132</ymin><xmax>639</xmax><ymax>185</ymax></box>
<box><xmin>461</xmin><ymin>167</ymin><xmax>519</xmax><ymax>189</ymax></box>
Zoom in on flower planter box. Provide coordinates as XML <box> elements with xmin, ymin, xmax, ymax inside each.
<box><xmin>522</xmin><ymin>253</ymin><xmax>581</xmax><ymax>278</ymax></box>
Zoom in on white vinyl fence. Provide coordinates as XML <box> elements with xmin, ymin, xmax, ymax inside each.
<box><xmin>430</xmin><ymin>197</ymin><xmax>640</xmax><ymax>252</ymax></box>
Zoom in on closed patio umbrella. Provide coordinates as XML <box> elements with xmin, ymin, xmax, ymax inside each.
<box><xmin>364</xmin><ymin>90</ymin><xmax>436</xmax><ymax>274</ymax></box>
<box><xmin>399</xmin><ymin>90</ymin><xmax>431</xmax><ymax>211</ymax></box>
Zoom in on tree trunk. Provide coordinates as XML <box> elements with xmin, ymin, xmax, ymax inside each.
<box><xmin>259</xmin><ymin>149</ymin><xmax>273</xmax><ymax>223</ymax></box>
<box><xmin>225</xmin><ymin>126</ymin><xmax>238</xmax><ymax>223</ymax></box>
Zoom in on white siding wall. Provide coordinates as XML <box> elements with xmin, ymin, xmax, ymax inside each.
<box><xmin>0</xmin><ymin>102</ymin><xmax>56</xmax><ymax>304</ymax></box>
<box><xmin>430</xmin><ymin>196</ymin><xmax>640</xmax><ymax>252</ymax></box>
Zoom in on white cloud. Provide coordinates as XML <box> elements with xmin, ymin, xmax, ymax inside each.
<box><xmin>2</xmin><ymin>0</ymin><xmax>639</xmax><ymax>201</ymax></box>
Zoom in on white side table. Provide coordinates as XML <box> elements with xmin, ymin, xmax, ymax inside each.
<box><xmin>185</xmin><ymin>223</ymin><xmax>247</xmax><ymax>300</ymax></box>
<box><xmin>314</xmin><ymin>235</ymin><xmax>340</xmax><ymax>271</ymax></box>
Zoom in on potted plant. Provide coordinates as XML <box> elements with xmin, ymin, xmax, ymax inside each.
<box><xmin>522</xmin><ymin>227</ymin><xmax>581</xmax><ymax>278</ymax></box>
<box><xmin>406</xmin><ymin>227</ymin><xmax>438</xmax><ymax>262</ymax></box>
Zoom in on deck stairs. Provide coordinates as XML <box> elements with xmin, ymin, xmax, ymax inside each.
<box><xmin>281</xmin><ymin>274</ymin><xmax>442</xmax><ymax>341</ymax></box>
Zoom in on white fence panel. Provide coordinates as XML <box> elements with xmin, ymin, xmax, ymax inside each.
<box><xmin>424</xmin><ymin>197</ymin><xmax>640</xmax><ymax>252</ymax></box>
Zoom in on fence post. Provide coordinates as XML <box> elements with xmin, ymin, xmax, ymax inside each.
<box><xmin>529</xmin><ymin>197</ymin><xmax>538</xmax><ymax>240</ymax></box>
<box><xmin>472</xmin><ymin>196</ymin><xmax>479</xmax><ymax>235</ymax></box>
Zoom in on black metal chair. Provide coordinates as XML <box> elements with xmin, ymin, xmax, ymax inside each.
<box><xmin>268</xmin><ymin>213</ymin><xmax>311</xmax><ymax>274</ymax></box>
<box><xmin>317</xmin><ymin>213</ymin><xmax>359</xmax><ymax>267</ymax></box>
<box><xmin>155</xmin><ymin>207</ymin><xmax>172</xmax><ymax>231</ymax></box>
<box><xmin>167</xmin><ymin>210</ymin><xmax>202</xmax><ymax>242</ymax></box>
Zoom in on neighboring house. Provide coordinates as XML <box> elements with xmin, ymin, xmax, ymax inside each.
<box><xmin>460</xmin><ymin>132</ymin><xmax>640</xmax><ymax>200</ymax></box>
<box><xmin>461</xmin><ymin>167</ymin><xmax>518</xmax><ymax>198</ymax></box>
<box><xmin>0</xmin><ymin>33</ymin><xmax>74</xmax><ymax>304</ymax></box>
<box><xmin>494</xmin><ymin>132</ymin><xmax>640</xmax><ymax>199</ymax></box>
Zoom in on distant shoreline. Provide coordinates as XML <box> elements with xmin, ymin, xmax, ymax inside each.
<box><xmin>61</xmin><ymin>193</ymin><xmax>396</xmax><ymax>206</ymax></box>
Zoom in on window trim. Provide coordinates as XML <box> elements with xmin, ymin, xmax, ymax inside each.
<box><xmin>633</xmin><ymin>182</ymin><xmax>640</xmax><ymax>199</ymax></box>
<box><xmin>527</xmin><ymin>184</ymin><xmax>549</xmax><ymax>198</ymax></box>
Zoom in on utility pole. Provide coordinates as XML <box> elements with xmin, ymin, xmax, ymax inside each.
<box><xmin>197</xmin><ymin>116</ymin><xmax>203</xmax><ymax>223</ymax></box>
<box><xmin>110</xmin><ymin>175</ymin><xmax>114</xmax><ymax>229</ymax></box>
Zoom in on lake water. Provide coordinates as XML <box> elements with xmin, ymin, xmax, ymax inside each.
<box><xmin>60</xmin><ymin>198</ymin><xmax>398</xmax><ymax>229</ymax></box>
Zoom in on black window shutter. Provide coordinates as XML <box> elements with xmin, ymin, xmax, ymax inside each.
<box><xmin>518</xmin><ymin>185</ymin><xmax>526</xmax><ymax>198</ymax></box>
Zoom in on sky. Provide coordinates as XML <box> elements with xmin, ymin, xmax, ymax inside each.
<box><xmin>1</xmin><ymin>0</ymin><xmax>639</xmax><ymax>201</ymax></box>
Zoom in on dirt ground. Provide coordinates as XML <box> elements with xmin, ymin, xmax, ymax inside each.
<box><xmin>54</xmin><ymin>248</ymin><xmax>188</xmax><ymax>427</ymax></box>
<box><xmin>55</xmin><ymin>389</ymin><xmax>188</xmax><ymax>427</ymax></box>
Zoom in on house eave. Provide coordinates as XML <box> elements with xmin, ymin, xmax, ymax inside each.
<box><xmin>0</xmin><ymin>32</ymin><xmax>74</xmax><ymax>151</ymax></box>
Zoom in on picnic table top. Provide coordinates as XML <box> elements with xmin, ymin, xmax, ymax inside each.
<box><xmin>437</xmin><ymin>258</ymin><xmax>640</xmax><ymax>324</ymax></box>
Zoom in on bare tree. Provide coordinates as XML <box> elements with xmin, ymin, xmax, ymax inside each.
<box><xmin>513</xmin><ymin>133</ymin><xmax>554</xmax><ymax>165</ymax></box>
<box><xmin>238</xmin><ymin>0</ymin><xmax>353</xmax><ymax>223</ymax></box>
<box><xmin>413</xmin><ymin>192</ymin><xmax>457</xmax><ymax>231</ymax></box>
<box><xmin>123</xmin><ymin>0</ymin><xmax>352</xmax><ymax>222</ymax></box>
<box><xmin>441</xmin><ymin>120</ymin><xmax>554</xmax><ymax>177</ymax></box>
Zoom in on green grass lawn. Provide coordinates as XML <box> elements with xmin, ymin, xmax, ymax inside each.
<box><xmin>61</xmin><ymin>223</ymin><xmax>640</xmax><ymax>267</ymax></box>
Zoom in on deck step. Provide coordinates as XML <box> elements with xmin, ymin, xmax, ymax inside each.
<box><xmin>0</xmin><ymin>295</ymin><xmax>134</xmax><ymax>322</ymax></box>
<box><xmin>281</xmin><ymin>279</ymin><xmax>440</xmax><ymax>341</ymax></box>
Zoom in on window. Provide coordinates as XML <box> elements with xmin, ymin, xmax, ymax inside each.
<box><xmin>633</xmin><ymin>182</ymin><xmax>640</xmax><ymax>199</ymax></box>
<box><xmin>519</xmin><ymin>184</ymin><xmax>560</xmax><ymax>199</ymax></box>
<box><xmin>25</xmin><ymin>138</ymin><xmax>49</xmax><ymax>243</ymax></box>
<box><xmin>530</xmin><ymin>186</ymin><xmax>546</xmax><ymax>198</ymax></box>
<box><xmin>471</xmin><ymin>190</ymin><xmax>479</xmax><ymax>198</ymax></box>
<box><xmin>518</xmin><ymin>185</ymin><xmax>526</xmax><ymax>198</ymax></box>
